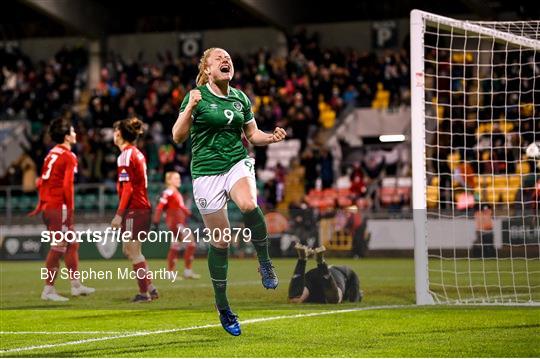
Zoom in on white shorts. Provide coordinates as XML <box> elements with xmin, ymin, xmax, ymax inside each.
<box><xmin>193</xmin><ymin>157</ymin><xmax>256</xmax><ymax>214</ymax></box>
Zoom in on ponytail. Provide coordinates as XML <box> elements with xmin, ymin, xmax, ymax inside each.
<box><xmin>196</xmin><ymin>48</ymin><xmax>217</xmax><ymax>86</ymax></box>
<box><xmin>113</xmin><ymin>117</ymin><xmax>144</xmax><ymax>143</ymax></box>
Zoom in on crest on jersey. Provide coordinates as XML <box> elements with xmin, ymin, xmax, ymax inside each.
<box><xmin>233</xmin><ymin>102</ymin><xmax>243</xmax><ymax>111</ymax></box>
<box><xmin>198</xmin><ymin>198</ymin><xmax>207</xmax><ymax>209</ymax></box>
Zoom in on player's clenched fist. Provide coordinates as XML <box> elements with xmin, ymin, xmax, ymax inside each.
<box><xmin>187</xmin><ymin>89</ymin><xmax>202</xmax><ymax>110</ymax></box>
<box><xmin>270</xmin><ymin>127</ymin><xmax>287</xmax><ymax>143</ymax></box>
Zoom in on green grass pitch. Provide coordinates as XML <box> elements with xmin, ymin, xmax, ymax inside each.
<box><xmin>1</xmin><ymin>257</ymin><xmax>539</xmax><ymax>357</ymax></box>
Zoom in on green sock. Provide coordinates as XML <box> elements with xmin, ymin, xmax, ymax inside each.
<box><xmin>243</xmin><ymin>207</ymin><xmax>270</xmax><ymax>262</ymax></box>
<box><xmin>208</xmin><ymin>245</ymin><xmax>229</xmax><ymax>310</ymax></box>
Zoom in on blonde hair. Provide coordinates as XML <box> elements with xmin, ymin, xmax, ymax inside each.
<box><xmin>165</xmin><ymin>171</ymin><xmax>180</xmax><ymax>185</ymax></box>
<box><xmin>196</xmin><ymin>48</ymin><xmax>217</xmax><ymax>86</ymax></box>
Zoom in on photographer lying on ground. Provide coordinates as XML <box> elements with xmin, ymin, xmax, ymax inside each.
<box><xmin>288</xmin><ymin>244</ymin><xmax>363</xmax><ymax>304</ymax></box>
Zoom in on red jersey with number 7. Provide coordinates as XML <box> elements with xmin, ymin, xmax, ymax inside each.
<box><xmin>116</xmin><ymin>145</ymin><xmax>151</xmax><ymax>215</ymax></box>
<box><xmin>30</xmin><ymin>144</ymin><xmax>77</xmax><ymax>215</ymax></box>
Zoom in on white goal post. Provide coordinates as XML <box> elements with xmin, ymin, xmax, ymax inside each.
<box><xmin>411</xmin><ymin>10</ymin><xmax>540</xmax><ymax>305</ymax></box>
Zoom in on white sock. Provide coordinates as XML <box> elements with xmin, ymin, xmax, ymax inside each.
<box><xmin>184</xmin><ymin>268</ymin><xmax>192</xmax><ymax>277</ymax></box>
<box><xmin>43</xmin><ymin>285</ymin><xmax>55</xmax><ymax>294</ymax></box>
<box><xmin>71</xmin><ymin>280</ymin><xmax>81</xmax><ymax>288</ymax></box>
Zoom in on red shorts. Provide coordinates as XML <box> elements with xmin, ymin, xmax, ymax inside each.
<box><xmin>122</xmin><ymin>209</ymin><xmax>151</xmax><ymax>241</ymax></box>
<box><xmin>42</xmin><ymin>208</ymin><xmax>67</xmax><ymax>232</ymax></box>
<box><xmin>42</xmin><ymin>206</ymin><xmax>72</xmax><ymax>250</ymax></box>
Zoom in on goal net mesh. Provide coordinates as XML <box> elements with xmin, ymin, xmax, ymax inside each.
<box><xmin>421</xmin><ymin>16</ymin><xmax>540</xmax><ymax>304</ymax></box>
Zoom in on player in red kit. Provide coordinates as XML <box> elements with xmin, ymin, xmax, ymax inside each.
<box><xmin>30</xmin><ymin>118</ymin><xmax>95</xmax><ymax>301</ymax></box>
<box><xmin>153</xmin><ymin>171</ymin><xmax>200</xmax><ymax>279</ymax></box>
<box><xmin>110</xmin><ymin>117</ymin><xmax>159</xmax><ymax>302</ymax></box>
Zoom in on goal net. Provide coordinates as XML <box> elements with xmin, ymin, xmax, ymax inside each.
<box><xmin>410</xmin><ymin>10</ymin><xmax>540</xmax><ymax>305</ymax></box>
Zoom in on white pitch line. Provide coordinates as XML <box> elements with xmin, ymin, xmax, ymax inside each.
<box><xmin>0</xmin><ymin>304</ymin><xmax>411</xmax><ymax>354</ymax></box>
<box><xmin>0</xmin><ymin>331</ymin><xmax>129</xmax><ymax>335</ymax></box>
<box><xmin>2</xmin><ymin>280</ymin><xmax>261</xmax><ymax>296</ymax></box>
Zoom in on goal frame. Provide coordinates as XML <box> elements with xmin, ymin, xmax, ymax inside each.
<box><xmin>410</xmin><ymin>9</ymin><xmax>540</xmax><ymax>305</ymax></box>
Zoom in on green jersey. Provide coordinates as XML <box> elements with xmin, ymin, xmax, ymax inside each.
<box><xmin>179</xmin><ymin>83</ymin><xmax>255</xmax><ymax>178</ymax></box>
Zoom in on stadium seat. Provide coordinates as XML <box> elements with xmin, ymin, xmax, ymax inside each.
<box><xmin>516</xmin><ymin>161</ymin><xmax>530</xmax><ymax>174</ymax></box>
<box><xmin>477</xmin><ymin>176</ymin><xmax>493</xmax><ymax>188</ymax></box>
<box><xmin>265</xmin><ymin>139</ymin><xmax>302</xmax><ymax>170</ymax></box>
<box><xmin>493</xmin><ymin>176</ymin><xmax>508</xmax><ymax>188</ymax></box>
<box><xmin>509</xmin><ymin>176</ymin><xmax>521</xmax><ymax>188</ymax></box>
<box><xmin>484</xmin><ymin>187</ymin><xmax>499</xmax><ymax>203</ymax></box>
<box><xmin>322</xmin><ymin>188</ymin><xmax>338</xmax><ymax>199</ymax></box>
<box><xmin>380</xmin><ymin>177</ymin><xmax>412</xmax><ymax>207</ymax></box>
<box><xmin>337</xmin><ymin>196</ymin><xmax>352</xmax><ymax>207</ymax></box>
<box><xmin>320</xmin><ymin>217</ymin><xmax>353</xmax><ymax>251</ymax></box>
<box><xmin>501</xmin><ymin>188</ymin><xmax>517</xmax><ymax>203</ymax></box>
<box><xmin>80</xmin><ymin>194</ymin><xmax>98</xmax><ymax>210</ymax></box>
<box><xmin>75</xmin><ymin>195</ymin><xmax>85</xmax><ymax>208</ymax></box>
<box><xmin>11</xmin><ymin>195</ymin><xmax>36</xmax><ymax>212</ymax></box>
<box><xmin>427</xmin><ymin>177</ymin><xmax>440</xmax><ymax>207</ymax></box>
<box><xmin>447</xmin><ymin>152</ymin><xmax>461</xmax><ymax>172</ymax></box>
<box><xmin>105</xmin><ymin>194</ymin><xmax>118</xmax><ymax>209</ymax></box>
<box><xmin>337</xmin><ymin>188</ymin><xmax>351</xmax><ymax>196</ymax></box>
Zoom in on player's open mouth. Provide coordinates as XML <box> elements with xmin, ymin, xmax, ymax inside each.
<box><xmin>220</xmin><ymin>64</ymin><xmax>231</xmax><ymax>73</ymax></box>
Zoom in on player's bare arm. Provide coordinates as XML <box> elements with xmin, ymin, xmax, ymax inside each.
<box><xmin>172</xmin><ymin>89</ymin><xmax>201</xmax><ymax>144</ymax></box>
<box><xmin>243</xmin><ymin>120</ymin><xmax>287</xmax><ymax>146</ymax></box>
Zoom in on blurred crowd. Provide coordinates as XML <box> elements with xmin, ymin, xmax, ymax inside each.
<box><xmin>424</xmin><ymin>46</ymin><xmax>540</xmax><ymax>210</ymax></box>
<box><xmin>3</xmin><ymin>29</ymin><xmax>536</xmax><ymax>214</ymax></box>
<box><xmin>1</xmin><ymin>30</ymin><xmax>412</xmax><ymax>211</ymax></box>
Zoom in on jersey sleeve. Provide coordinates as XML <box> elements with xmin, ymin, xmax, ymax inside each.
<box><xmin>177</xmin><ymin>193</ymin><xmax>191</xmax><ymax>217</ymax></box>
<box><xmin>62</xmin><ymin>154</ymin><xmax>77</xmax><ymax>227</ymax></box>
<box><xmin>153</xmin><ymin>191</ymin><xmax>169</xmax><ymax>224</ymax></box>
<box><xmin>116</xmin><ymin>182</ymin><xmax>133</xmax><ymax>217</ymax></box>
<box><xmin>116</xmin><ymin>156</ymin><xmax>135</xmax><ymax>216</ymax></box>
<box><xmin>179</xmin><ymin>92</ymin><xmax>190</xmax><ymax>113</ymax></box>
<box><xmin>240</xmin><ymin>90</ymin><xmax>255</xmax><ymax>124</ymax></box>
<box><xmin>63</xmin><ymin>154</ymin><xmax>76</xmax><ymax>211</ymax></box>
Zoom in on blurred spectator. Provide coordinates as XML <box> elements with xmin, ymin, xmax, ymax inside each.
<box><xmin>301</xmin><ymin>148</ymin><xmax>319</xmax><ymax>193</ymax></box>
<box><xmin>472</xmin><ymin>204</ymin><xmax>496</xmax><ymax>258</ymax></box>
<box><xmin>15</xmin><ymin>153</ymin><xmax>37</xmax><ymax>192</ymax></box>
<box><xmin>320</xmin><ymin>148</ymin><xmax>334</xmax><ymax>189</ymax></box>
<box><xmin>1</xmin><ymin>31</ymin><xmax>417</xmax><ymax>213</ymax></box>
<box><xmin>288</xmin><ymin>199</ymin><xmax>318</xmax><ymax>247</ymax></box>
<box><xmin>2</xmin><ymin>33</ymin><xmax>411</xmax><ymax>183</ymax></box>
<box><xmin>349</xmin><ymin>162</ymin><xmax>366</xmax><ymax>197</ymax></box>
<box><xmin>282</xmin><ymin>158</ymin><xmax>306</xmax><ymax>205</ymax></box>
<box><xmin>263</xmin><ymin>178</ymin><xmax>279</xmax><ymax>210</ymax></box>
<box><xmin>453</xmin><ymin>160</ymin><xmax>475</xmax><ymax>189</ymax></box>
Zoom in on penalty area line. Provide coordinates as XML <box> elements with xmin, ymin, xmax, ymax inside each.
<box><xmin>0</xmin><ymin>304</ymin><xmax>412</xmax><ymax>354</ymax></box>
<box><xmin>0</xmin><ymin>331</ymin><xmax>130</xmax><ymax>335</ymax></box>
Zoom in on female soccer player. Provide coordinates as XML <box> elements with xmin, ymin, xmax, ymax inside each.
<box><xmin>153</xmin><ymin>171</ymin><xmax>200</xmax><ymax>279</ymax></box>
<box><xmin>111</xmin><ymin>117</ymin><xmax>159</xmax><ymax>302</ymax></box>
<box><xmin>172</xmin><ymin>48</ymin><xmax>286</xmax><ymax>336</ymax></box>
<box><xmin>31</xmin><ymin>118</ymin><xmax>95</xmax><ymax>301</ymax></box>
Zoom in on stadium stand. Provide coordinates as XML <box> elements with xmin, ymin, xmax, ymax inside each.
<box><xmin>1</xmin><ymin>32</ymin><xmax>412</xmax><ymax>215</ymax></box>
<box><xmin>1</xmin><ymin>29</ymin><xmax>537</xmax><ymax>218</ymax></box>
